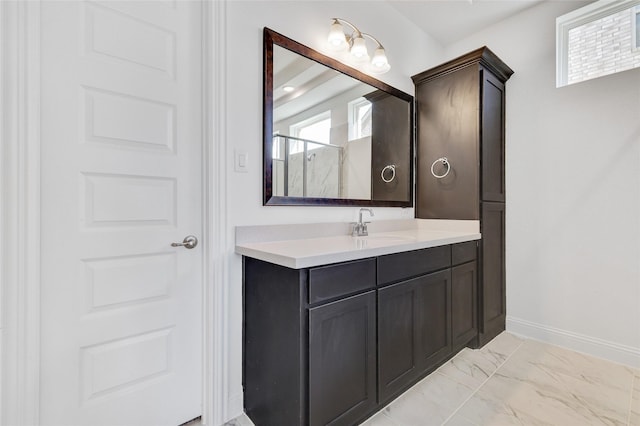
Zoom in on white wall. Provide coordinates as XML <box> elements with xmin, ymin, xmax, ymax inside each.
<box><xmin>445</xmin><ymin>1</ymin><xmax>640</xmax><ymax>366</ymax></box>
<box><xmin>223</xmin><ymin>1</ymin><xmax>444</xmax><ymax>418</ymax></box>
<box><xmin>344</xmin><ymin>136</ymin><xmax>372</xmax><ymax>199</ymax></box>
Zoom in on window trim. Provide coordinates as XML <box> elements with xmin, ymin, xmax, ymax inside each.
<box><xmin>347</xmin><ymin>97</ymin><xmax>372</xmax><ymax>141</ymax></box>
<box><xmin>556</xmin><ymin>0</ymin><xmax>640</xmax><ymax>87</ymax></box>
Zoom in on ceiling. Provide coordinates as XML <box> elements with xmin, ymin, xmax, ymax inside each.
<box><xmin>273</xmin><ymin>45</ymin><xmax>365</xmax><ymax>123</ymax></box>
<box><xmin>387</xmin><ymin>0</ymin><xmax>545</xmax><ymax>45</ymax></box>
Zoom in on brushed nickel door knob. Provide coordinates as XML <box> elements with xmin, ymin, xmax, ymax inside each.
<box><xmin>171</xmin><ymin>235</ymin><xmax>198</xmax><ymax>249</ymax></box>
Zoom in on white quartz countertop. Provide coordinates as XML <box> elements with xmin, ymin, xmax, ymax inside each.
<box><xmin>235</xmin><ymin>219</ymin><xmax>480</xmax><ymax>269</ymax></box>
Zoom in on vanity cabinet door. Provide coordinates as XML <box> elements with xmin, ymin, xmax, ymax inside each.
<box><xmin>378</xmin><ymin>279</ymin><xmax>420</xmax><ymax>403</ymax></box>
<box><xmin>416</xmin><ymin>269</ymin><xmax>452</xmax><ymax>372</ymax></box>
<box><xmin>452</xmin><ymin>261</ymin><xmax>478</xmax><ymax>351</ymax></box>
<box><xmin>478</xmin><ymin>201</ymin><xmax>506</xmax><ymax>345</ymax></box>
<box><xmin>309</xmin><ymin>291</ymin><xmax>377</xmax><ymax>426</ymax></box>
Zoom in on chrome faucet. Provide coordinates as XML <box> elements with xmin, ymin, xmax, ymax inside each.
<box><xmin>352</xmin><ymin>208</ymin><xmax>374</xmax><ymax>237</ymax></box>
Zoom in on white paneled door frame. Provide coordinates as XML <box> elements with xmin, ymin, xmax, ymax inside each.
<box><xmin>202</xmin><ymin>0</ymin><xmax>230</xmax><ymax>424</ymax></box>
<box><xmin>1</xmin><ymin>1</ymin><xmax>41</xmax><ymax>425</ymax></box>
<box><xmin>0</xmin><ymin>1</ymin><xmax>228</xmax><ymax>424</ymax></box>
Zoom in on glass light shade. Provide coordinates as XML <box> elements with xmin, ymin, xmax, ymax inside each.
<box><xmin>370</xmin><ymin>47</ymin><xmax>391</xmax><ymax>73</ymax></box>
<box><xmin>350</xmin><ymin>35</ymin><xmax>368</xmax><ymax>60</ymax></box>
<box><xmin>327</xmin><ymin>21</ymin><xmax>347</xmax><ymax>51</ymax></box>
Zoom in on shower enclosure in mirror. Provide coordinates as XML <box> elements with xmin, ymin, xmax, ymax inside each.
<box><xmin>264</xmin><ymin>27</ymin><xmax>414</xmax><ymax>206</ymax></box>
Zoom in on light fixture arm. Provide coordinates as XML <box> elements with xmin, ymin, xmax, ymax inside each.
<box><xmin>361</xmin><ymin>32</ymin><xmax>385</xmax><ymax>49</ymax></box>
<box><xmin>331</xmin><ymin>17</ymin><xmax>363</xmax><ymax>40</ymax></box>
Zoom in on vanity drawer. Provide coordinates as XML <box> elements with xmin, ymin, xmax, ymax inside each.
<box><xmin>308</xmin><ymin>258</ymin><xmax>376</xmax><ymax>305</ymax></box>
<box><xmin>452</xmin><ymin>241</ymin><xmax>477</xmax><ymax>266</ymax></box>
<box><xmin>377</xmin><ymin>245</ymin><xmax>451</xmax><ymax>285</ymax></box>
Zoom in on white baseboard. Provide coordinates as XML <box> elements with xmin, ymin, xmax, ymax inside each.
<box><xmin>506</xmin><ymin>316</ymin><xmax>640</xmax><ymax>369</ymax></box>
<box><xmin>225</xmin><ymin>392</ymin><xmax>244</xmax><ymax>424</ymax></box>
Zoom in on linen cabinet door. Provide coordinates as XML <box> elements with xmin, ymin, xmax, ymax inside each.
<box><xmin>309</xmin><ymin>291</ymin><xmax>377</xmax><ymax>426</ymax></box>
<box><xmin>378</xmin><ymin>280</ymin><xmax>420</xmax><ymax>404</ymax></box>
<box><xmin>451</xmin><ymin>261</ymin><xmax>478</xmax><ymax>351</ymax></box>
<box><xmin>416</xmin><ymin>269</ymin><xmax>452</xmax><ymax>372</ymax></box>
<box><xmin>479</xmin><ymin>201</ymin><xmax>506</xmax><ymax>345</ymax></box>
<box><xmin>415</xmin><ymin>64</ymin><xmax>480</xmax><ymax>220</ymax></box>
<box><xmin>480</xmin><ymin>69</ymin><xmax>506</xmax><ymax>203</ymax></box>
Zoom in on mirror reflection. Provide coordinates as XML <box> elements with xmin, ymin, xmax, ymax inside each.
<box><xmin>264</xmin><ymin>28</ymin><xmax>413</xmax><ymax>206</ymax></box>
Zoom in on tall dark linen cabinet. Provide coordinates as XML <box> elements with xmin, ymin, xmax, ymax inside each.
<box><xmin>412</xmin><ymin>47</ymin><xmax>513</xmax><ymax>346</ymax></box>
<box><xmin>366</xmin><ymin>90</ymin><xmax>412</xmax><ymax>202</ymax></box>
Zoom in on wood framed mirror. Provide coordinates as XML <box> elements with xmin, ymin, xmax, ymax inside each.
<box><xmin>263</xmin><ymin>27</ymin><xmax>414</xmax><ymax>207</ymax></box>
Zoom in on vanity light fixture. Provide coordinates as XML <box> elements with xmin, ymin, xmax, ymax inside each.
<box><xmin>327</xmin><ymin>18</ymin><xmax>391</xmax><ymax>74</ymax></box>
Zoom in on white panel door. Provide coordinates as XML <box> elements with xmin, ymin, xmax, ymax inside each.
<box><xmin>40</xmin><ymin>1</ymin><xmax>202</xmax><ymax>425</ymax></box>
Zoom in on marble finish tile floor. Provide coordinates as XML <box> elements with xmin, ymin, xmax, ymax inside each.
<box><xmin>228</xmin><ymin>332</ymin><xmax>640</xmax><ymax>426</ymax></box>
<box><xmin>365</xmin><ymin>333</ymin><xmax>640</xmax><ymax>426</ymax></box>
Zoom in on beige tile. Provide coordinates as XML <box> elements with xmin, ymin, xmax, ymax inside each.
<box><xmin>437</xmin><ymin>348</ymin><xmax>502</xmax><ymax>390</ymax></box>
<box><xmin>412</xmin><ymin>372</ymin><xmax>475</xmax><ymax>418</ymax></box>
<box><xmin>443</xmin><ymin>413</ymin><xmax>479</xmax><ymax>426</ymax></box>
<box><xmin>453</xmin><ymin>386</ymin><xmax>538</xmax><ymax>426</ymax></box>
<box><xmin>479</xmin><ymin>332</ymin><xmax>524</xmax><ymax>365</ymax></box>
<box><xmin>375</xmin><ymin>372</ymin><xmax>475</xmax><ymax>426</ymax></box>
<box><xmin>377</xmin><ymin>389</ymin><xmax>424</xmax><ymax>426</ymax></box>
<box><xmin>457</xmin><ymin>373</ymin><xmax>624</xmax><ymax>426</ymax></box>
<box><xmin>630</xmin><ymin>375</ymin><xmax>640</xmax><ymax>426</ymax></box>
<box><xmin>359</xmin><ymin>412</ymin><xmax>399</xmax><ymax>426</ymax></box>
<box><xmin>492</xmin><ymin>340</ymin><xmax>633</xmax><ymax>425</ymax></box>
<box><xmin>509</xmin><ymin>340</ymin><xmax>635</xmax><ymax>391</ymax></box>
<box><xmin>382</xmin><ymin>386</ymin><xmax>451</xmax><ymax>426</ymax></box>
<box><xmin>499</xmin><ymin>368</ymin><xmax>629</xmax><ymax>425</ymax></box>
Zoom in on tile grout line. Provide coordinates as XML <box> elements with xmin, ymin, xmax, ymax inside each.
<box><xmin>627</xmin><ymin>374</ymin><xmax>636</xmax><ymax>426</ymax></box>
<box><xmin>372</xmin><ymin>349</ymin><xmax>478</xmax><ymax>426</ymax></box>
<box><xmin>380</xmin><ymin>412</ymin><xmax>400</xmax><ymax>426</ymax></box>
<box><xmin>374</xmin><ymin>348</ymin><xmax>479</xmax><ymax>426</ymax></box>
<box><xmin>439</xmin><ymin>338</ymin><xmax>527</xmax><ymax>426</ymax></box>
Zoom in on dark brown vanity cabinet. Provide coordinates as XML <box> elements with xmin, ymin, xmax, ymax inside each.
<box><xmin>412</xmin><ymin>47</ymin><xmax>513</xmax><ymax>347</ymax></box>
<box><xmin>309</xmin><ymin>291</ymin><xmax>377</xmax><ymax>426</ymax></box>
<box><xmin>243</xmin><ymin>257</ymin><xmax>378</xmax><ymax>426</ymax></box>
<box><xmin>451</xmin><ymin>242</ymin><xmax>479</xmax><ymax>352</ymax></box>
<box><xmin>415</xmin><ymin>269</ymin><xmax>453</xmax><ymax>371</ymax></box>
<box><xmin>377</xmin><ymin>263</ymin><xmax>452</xmax><ymax>404</ymax></box>
<box><xmin>377</xmin><ymin>278</ymin><xmax>421</xmax><ymax>403</ymax></box>
<box><xmin>376</xmin><ymin>245</ymin><xmax>451</xmax><ymax>404</ymax></box>
<box><xmin>243</xmin><ymin>242</ymin><xmax>477</xmax><ymax>426</ymax></box>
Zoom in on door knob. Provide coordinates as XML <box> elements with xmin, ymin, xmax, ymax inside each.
<box><xmin>171</xmin><ymin>235</ymin><xmax>198</xmax><ymax>249</ymax></box>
